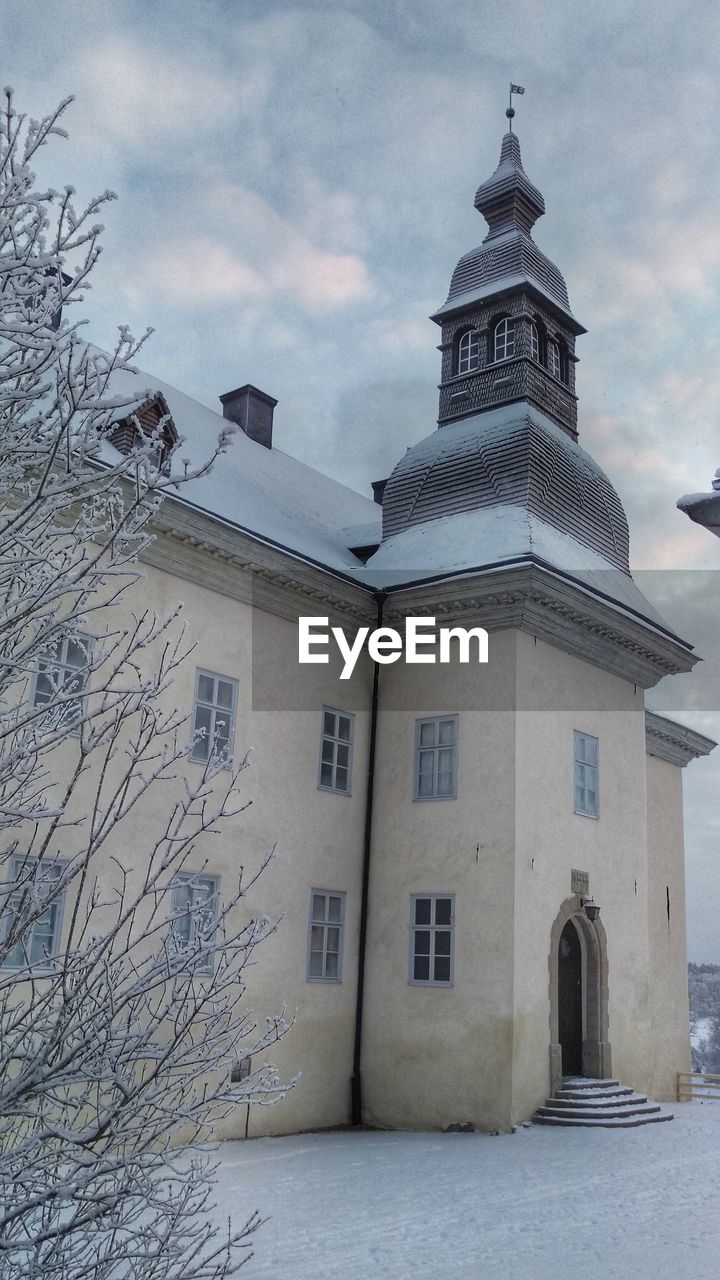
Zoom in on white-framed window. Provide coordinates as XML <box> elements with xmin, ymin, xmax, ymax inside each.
<box><xmin>414</xmin><ymin>715</ymin><xmax>458</xmax><ymax>799</ymax></box>
<box><xmin>457</xmin><ymin>329</ymin><xmax>481</xmax><ymax>374</ymax></box>
<box><xmin>493</xmin><ymin>317</ymin><xmax>515</xmax><ymax>361</ymax></box>
<box><xmin>410</xmin><ymin>894</ymin><xmax>454</xmax><ymax>985</ymax></box>
<box><xmin>32</xmin><ymin>633</ymin><xmax>91</xmax><ymax>730</ymax></box>
<box><xmin>307</xmin><ymin>889</ymin><xmax>345</xmax><ymax>981</ymax></box>
<box><xmin>548</xmin><ymin>339</ymin><xmax>562</xmax><ymax>380</ymax></box>
<box><xmin>529</xmin><ymin>320</ymin><xmax>540</xmax><ymax>361</ymax></box>
<box><xmin>318</xmin><ymin>707</ymin><xmax>354</xmax><ymax>795</ymax></box>
<box><xmin>574</xmin><ymin>730</ymin><xmax>599</xmax><ymax>817</ymax></box>
<box><xmin>1</xmin><ymin>856</ymin><xmax>65</xmax><ymax>968</ymax></box>
<box><xmin>170</xmin><ymin>872</ymin><xmax>219</xmax><ymax>974</ymax></box>
<box><xmin>190</xmin><ymin>670</ymin><xmax>237</xmax><ymax>764</ymax></box>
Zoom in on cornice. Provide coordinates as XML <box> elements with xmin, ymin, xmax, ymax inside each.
<box><xmin>142</xmin><ymin>496</ymin><xmax>696</xmax><ymax>693</ymax></box>
<box><xmin>644</xmin><ymin>710</ymin><xmax>716</xmax><ymax>768</ymax></box>
<box><xmin>143</xmin><ymin>499</ymin><xmax>375</xmax><ymax>629</ymax></box>
<box><xmin>381</xmin><ymin>564</ymin><xmax>697</xmax><ymax>690</ymax></box>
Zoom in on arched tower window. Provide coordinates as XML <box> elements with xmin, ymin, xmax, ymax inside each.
<box><xmin>529</xmin><ymin>321</ymin><xmax>540</xmax><ymax>362</ymax></box>
<box><xmin>457</xmin><ymin>329</ymin><xmax>481</xmax><ymax>374</ymax></box>
<box><xmin>548</xmin><ymin>339</ymin><xmax>561</xmax><ymax>380</ymax></box>
<box><xmin>493</xmin><ymin>317</ymin><xmax>515</xmax><ymax>362</ymax></box>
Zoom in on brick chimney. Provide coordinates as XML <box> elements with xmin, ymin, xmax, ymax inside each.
<box><xmin>219</xmin><ymin>384</ymin><xmax>277</xmax><ymax>449</ymax></box>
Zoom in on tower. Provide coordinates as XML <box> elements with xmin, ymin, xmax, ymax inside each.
<box><xmin>432</xmin><ymin>129</ymin><xmax>584</xmax><ymax>439</ymax></box>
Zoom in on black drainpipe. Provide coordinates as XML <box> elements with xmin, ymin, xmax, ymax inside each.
<box><xmin>351</xmin><ymin>590</ymin><xmax>385</xmax><ymax>1125</ymax></box>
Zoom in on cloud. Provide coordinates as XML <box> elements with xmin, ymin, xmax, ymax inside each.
<box><xmin>195</xmin><ymin>183</ymin><xmax>375</xmax><ymax>311</ymax></box>
<box><xmin>73</xmin><ymin>34</ymin><xmax>238</xmax><ymax>146</ymax></box>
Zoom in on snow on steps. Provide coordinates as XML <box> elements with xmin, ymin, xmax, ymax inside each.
<box><xmin>534</xmin><ymin>1077</ymin><xmax>673</xmax><ymax>1128</ymax></box>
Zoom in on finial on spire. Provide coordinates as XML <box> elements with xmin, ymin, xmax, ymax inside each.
<box><xmin>506</xmin><ymin>82</ymin><xmax>525</xmax><ymax>132</ymax></box>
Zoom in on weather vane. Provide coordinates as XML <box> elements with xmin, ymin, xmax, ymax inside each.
<box><xmin>507</xmin><ymin>82</ymin><xmax>525</xmax><ymax>131</ymax></box>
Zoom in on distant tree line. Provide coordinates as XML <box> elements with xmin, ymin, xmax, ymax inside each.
<box><xmin>688</xmin><ymin>963</ymin><xmax>720</xmax><ymax>1073</ymax></box>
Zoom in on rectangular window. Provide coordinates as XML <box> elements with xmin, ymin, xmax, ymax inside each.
<box><xmin>2</xmin><ymin>857</ymin><xmax>64</xmax><ymax>968</ymax></box>
<box><xmin>410</xmin><ymin>895</ymin><xmax>454</xmax><ymax>985</ymax></box>
<box><xmin>318</xmin><ymin>708</ymin><xmax>354</xmax><ymax>795</ymax></box>
<box><xmin>32</xmin><ymin>633</ymin><xmax>91</xmax><ymax>729</ymax></box>
<box><xmin>574</xmin><ymin>730</ymin><xmax>599</xmax><ymax>817</ymax></box>
<box><xmin>191</xmin><ymin>670</ymin><xmax>237</xmax><ymax>764</ymax></box>
<box><xmin>414</xmin><ymin>715</ymin><xmax>458</xmax><ymax>799</ymax></box>
<box><xmin>170</xmin><ymin>872</ymin><xmax>219</xmax><ymax>973</ymax></box>
<box><xmin>307</xmin><ymin>890</ymin><xmax>345</xmax><ymax>981</ymax></box>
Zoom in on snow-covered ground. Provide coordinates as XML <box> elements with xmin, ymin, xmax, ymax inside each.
<box><xmin>207</xmin><ymin>1104</ymin><xmax>720</xmax><ymax>1279</ymax></box>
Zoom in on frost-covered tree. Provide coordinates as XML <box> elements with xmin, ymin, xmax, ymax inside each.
<box><xmin>0</xmin><ymin>92</ymin><xmax>290</xmax><ymax>1278</ymax></box>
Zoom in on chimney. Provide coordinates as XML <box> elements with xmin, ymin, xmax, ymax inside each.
<box><xmin>219</xmin><ymin>384</ymin><xmax>278</xmax><ymax>449</ymax></box>
<box><xmin>372</xmin><ymin>477</ymin><xmax>388</xmax><ymax>506</ymax></box>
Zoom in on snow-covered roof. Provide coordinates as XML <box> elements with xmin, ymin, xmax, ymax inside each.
<box><xmin>100</xmin><ymin>353</ymin><xmax>381</xmax><ymax>576</ymax></box>
<box><xmin>97</xmin><ymin>353</ymin><xmax>686</xmax><ymax>646</ymax></box>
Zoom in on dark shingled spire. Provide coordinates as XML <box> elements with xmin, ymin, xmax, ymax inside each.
<box><xmin>474</xmin><ymin>131</ymin><xmax>545</xmax><ymax>239</ymax></box>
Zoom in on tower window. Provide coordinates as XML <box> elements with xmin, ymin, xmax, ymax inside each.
<box><xmin>457</xmin><ymin>329</ymin><xmax>481</xmax><ymax>374</ymax></box>
<box><xmin>548</xmin><ymin>340</ymin><xmax>561</xmax><ymax>380</ymax></box>
<box><xmin>493</xmin><ymin>318</ymin><xmax>515</xmax><ymax>362</ymax></box>
<box><xmin>529</xmin><ymin>321</ymin><xmax>540</xmax><ymax>362</ymax></box>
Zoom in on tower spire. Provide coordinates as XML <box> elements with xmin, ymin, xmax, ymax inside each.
<box><xmin>473</xmin><ymin>123</ymin><xmax>544</xmax><ymax>240</ymax></box>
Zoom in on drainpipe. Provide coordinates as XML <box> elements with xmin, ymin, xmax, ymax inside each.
<box><xmin>351</xmin><ymin>590</ymin><xmax>385</xmax><ymax>1125</ymax></box>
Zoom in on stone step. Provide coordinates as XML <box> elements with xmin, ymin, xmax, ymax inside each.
<box><xmin>537</xmin><ymin>1101</ymin><xmax>661</xmax><ymax>1122</ymax></box>
<box><xmin>548</xmin><ymin>1091</ymin><xmax>649</xmax><ymax>1109</ymax></box>
<box><xmin>533</xmin><ymin>1078</ymin><xmax>673</xmax><ymax>1128</ymax></box>
<box><xmin>534</xmin><ymin>1110</ymin><xmax>674</xmax><ymax>1129</ymax></box>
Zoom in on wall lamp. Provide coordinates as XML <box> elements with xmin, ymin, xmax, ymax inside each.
<box><xmin>581</xmin><ymin>897</ymin><xmax>601</xmax><ymax>922</ymax></box>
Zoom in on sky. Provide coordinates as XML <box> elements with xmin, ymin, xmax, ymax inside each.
<box><xmin>5</xmin><ymin>0</ymin><xmax>720</xmax><ymax>958</ymax></box>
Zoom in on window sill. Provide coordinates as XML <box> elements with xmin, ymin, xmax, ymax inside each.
<box><xmin>573</xmin><ymin>808</ymin><xmax>599</xmax><ymax>820</ymax></box>
<box><xmin>317</xmin><ymin>784</ymin><xmax>352</xmax><ymax>798</ymax></box>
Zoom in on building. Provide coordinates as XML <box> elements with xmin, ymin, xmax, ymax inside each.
<box><xmin>17</xmin><ymin>122</ymin><xmax>715</xmax><ymax>1135</ymax></box>
<box><xmin>678</xmin><ymin>470</ymin><xmax>720</xmax><ymax>537</ymax></box>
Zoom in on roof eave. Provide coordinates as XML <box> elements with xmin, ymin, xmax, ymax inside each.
<box><xmin>430</xmin><ymin>278</ymin><xmax>586</xmax><ymax>335</ymax></box>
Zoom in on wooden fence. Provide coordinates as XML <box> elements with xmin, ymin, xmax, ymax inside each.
<box><xmin>677</xmin><ymin>1071</ymin><xmax>720</xmax><ymax>1100</ymax></box>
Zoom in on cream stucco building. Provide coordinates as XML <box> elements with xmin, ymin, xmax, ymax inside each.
<box><xmin>26</xmin><ymin>125</ymin><xmax>715</xmax><ymax>1134</ymax></box>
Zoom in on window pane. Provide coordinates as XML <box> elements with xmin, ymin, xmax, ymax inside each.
<box><xmin>336</xmin><ymin>743</ymin><xmax>349</xmax><ymax>769</ymax></box>
<box><xmin>65</xmin><ymin>638</ymin><xmax>87</xmax><ymax>668</ymax></box>
<box><xmin>312</xmin><ymin>895</ymin><xmax>327</xmax><ymax>922</ymax></box>
<box><xmin>414</xmin><ymin>930</ymin><xmax>431</xmax><ymax>956</ymax></box>
<box><xmin>586</xmin><ymin>790</ymin><xmax>597</xmax><ymax>814</ymax></box>
<box><xmin>414</xmin><ymin>954</ymin><xmax>430</xmax><ymax>981</ymax></box>
<box><xmin>415</xmin><ymin>898</ymin><xmax>431</xmax><ymax>925</ymax></box>
<box><xmin>419</xmin><ymin>721</ymin><xmax>436</xmax><ymax>747</ymax></box>
<box><xmin>575</xmin><ymin>784</ymin><xmax>585</xmax><ymax>810</ymax></box>
<box><xmin>438</xmin><ymin>720</ymin><xmax>455</xmax><ymax>746</ymax></box>
<box><xmin>417</xmin><ymin>770</ymin><xmax>434</xmax><ymax>797</ymax></box>
<box><xmin>338</xmin><ymin>717</ymin><xmax>351</xmax><ymax>742</ymax></box>
<box><xmin>193</xmin><ymin>703</ymin><xmax>212</xmax><ymax>750</ymax></box>
<box><xmin>435</xmin><ymin>929</ymin><xmax>451</xmax><ymax>956</ymax></box>
<box><xmin>320</xmin><ymin>762</ymin><xmax>333</xmax><ymax>787</ymax></box>
<box><xmin>437</xmin><ymin>772</ymin><xmax>453</xmax><ymax>796</ymax></box>
<box><xmin>328</xmin><ymin>896</ymin><xmax>342</xmax><ymax>923</ymax></box>
<box><xmin>435</xmin><ymin>898</ymin><xmax>452</xmax><ymax>927</ymax></box>
<box><xmin>323</xmin><ymin>711</ymin><xmax>336</xmax><ymax>736</ymax></box>
<box><xmin>197</xmin><ymin>674</ymin><xmax>215</xmax><ymax>704</ymax></box>
<box><xmin>335</xmin><ymin>766</ymin><xmax>348</xmax><ymax>792</ymax></box>
<box><xmin>309</xmin><ymin>950</ymin><xmax>324</xmax><ymax>978</ymax></box>
<box><xmin>310</xmin><ymin>925</ymin><xmax>325</xmax><ymax>950</ymax></box>
<box><xmin>321</xmin><ymin>739</ymin><xmax>335</xmax><ymax>763</ymax></box>
<box><xmin>216</xmin><ymin>680</ymin><xmax>234</xmax><ymax>709</ymax></box>
<box><xmin>325</xmin><ymin>951</ymin><xmax>338</xmax><ymax>978</ymax></box>
<box><xmin>434</xmin><ymin>955</ymin><xmax>451</xmax><ymax>983</ymax></box>
<box><xmin>585</xmin><ymin>737</ymin><xmax>598</xmax><ymax>766</ymax></box>
<box><xmin>326</xmin><ymin>927</ymin><xmax>340</xmax><ymax>954</ymax></box>
<box><xmin>33</xmin><ymin>671</ymin><xmax>54</xmax><ymax>705</ymax></box>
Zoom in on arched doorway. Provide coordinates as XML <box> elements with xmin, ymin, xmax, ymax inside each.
<box><xmin>549</xmin><ymin>899</ymin><xmax>611</xmax><ymax>1094</ymax></box>
<box><xmin>558</xmin><ymin>920</ymin><xmax>583</xmax><ymax>1075</ymax></box>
